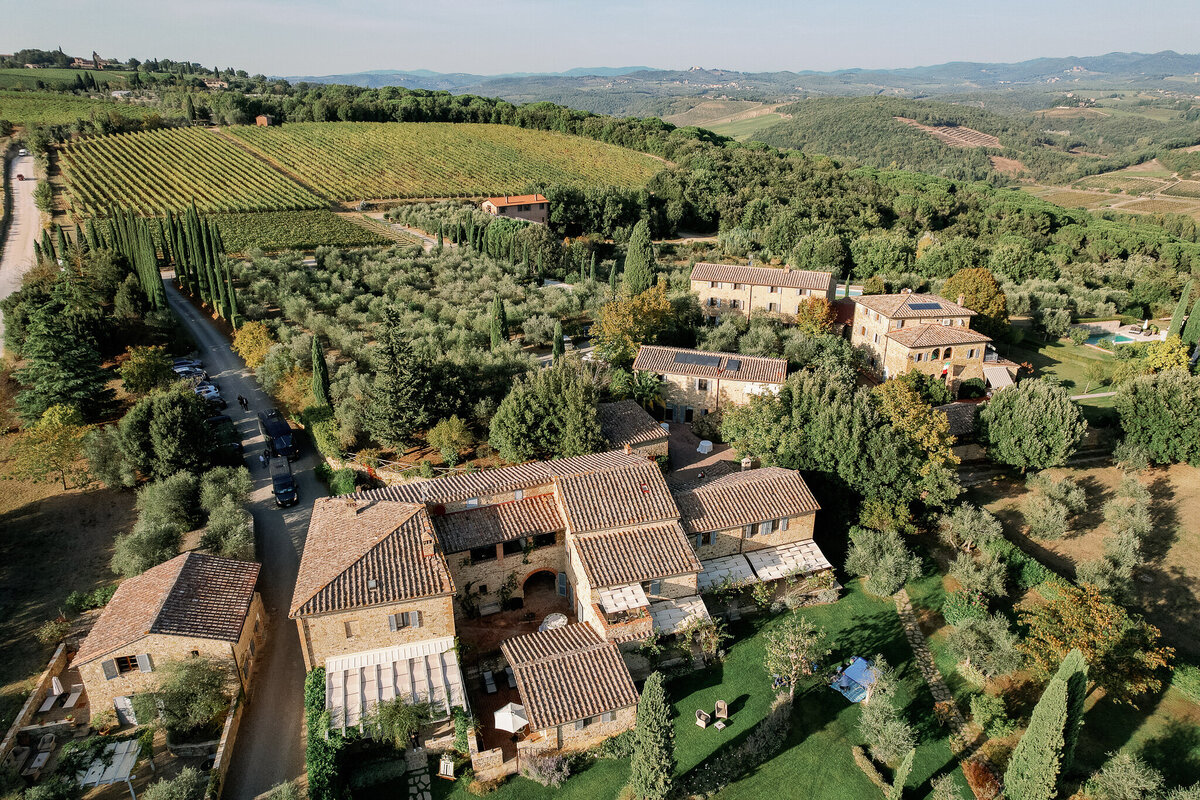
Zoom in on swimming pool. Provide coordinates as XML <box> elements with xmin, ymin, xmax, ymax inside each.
<box><xmin>1085</xmin><ymin>333</ymin><xmax>1138</xmax><ymax>347</ymax></box>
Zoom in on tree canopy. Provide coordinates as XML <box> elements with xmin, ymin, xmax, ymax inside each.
<box><xmin>978</xmin><ymin>379</ymin><xmax>1086</xmax><ymax>471</ymax></box>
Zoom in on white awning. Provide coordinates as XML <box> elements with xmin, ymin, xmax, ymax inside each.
<box><xmin>745</xmin><ymin>540</ymin><xmax>832</xmax><ymax>582</ymax></box>
<box><xmin>649</xmin><ymin>595</ymin><xmax>711</xmax><ymax>635</ymax></box>
<box><xmin>598</xmin><ymin>583</ymin><xmax>649</xmax><ymax>614</ymax></box>
<box><xmin>697</xmin><ymin>554</ymin><xmax>758</xmax><ymax>593</ymax></box>
<box><xmin>326</xmin><ymin>636</ymin><xmax>466</xmax><ymax>730</ymax></box>
<box><xmin>983</xmin><ymin>365</ymin><xmax>1014</xmax><ymax>389</ymax></box>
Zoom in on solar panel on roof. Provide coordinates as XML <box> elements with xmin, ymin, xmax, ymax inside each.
<box><xmin>725</xmin><ymin>359</ymin><xmax>741</xmax><ymax>371</ymax></box>
<box><xmin>673</xmin><ymin>352</ymin><xmax>722</xmax><ymax>368</ymax></box>
<box><xmin>907</xmin><ymin>302</ymin><xmax>942</xmax><ymax>311</ymax></box>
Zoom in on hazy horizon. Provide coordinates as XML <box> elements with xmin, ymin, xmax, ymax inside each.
<box><xmin>4</xmin><ymin>0</ymin><xmax>1200</xmax><ymax>78</ymax></box>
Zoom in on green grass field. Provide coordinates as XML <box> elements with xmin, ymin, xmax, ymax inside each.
<box><xmin>0</xmin><ymin>90</ymin><xmax>167</xmax><ymax>126</ymax></box>
<box><xmin>1003</xmin><ymin>338</ymin><xmax>1117</xmax><ymax>394</ymax></box>
<box><xmin>0</xmin><ymin>68</ymin><xmax>141</xmax><ymax>90</ymax></box>
<box><xmin>431</xmin><ymin>580</ymin><xmax>971</xmax><ymax>800</ymax></box>
<box><xmin>707</xmin><ymin>113</ymin><xmax>785</xmax><ymax>141</ymax></box>
<box><xmin>227</xmin><ymin>122</ymin><xmax>665</xmax><ymax>200</ymax></box>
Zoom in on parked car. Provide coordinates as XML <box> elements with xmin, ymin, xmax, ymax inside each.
<box><xmin>205</xmin><ymin>415</ymin><xmax>243</xmax><ymax>464</ymax></box>
<box><xmin>18</xmin><ymin>148</ymin><xmax>28</xmax><ymax>157</ymax></box>
<box><xmin>172</xmin><ymin>357</ymin><xmax>203</xmax><ymax>370</ymax></box>
<box><xmin>173</xmin><ymin>365</ymin><xmax>208</xmax><ymax>381</ymax></box>
<box><xmin>194</xmin><ymin>385</ymin><xmax>227</xmax><ymax>409</ymax></box>
<box><xmin>269</xmin><ymin>458</ymin><xmax>299</xmax><ymax>507</ymax></box>
<box><xmin>257</xmin><ymin>410</ymin><xmax>298</xmax><ymax>460</ymax></box>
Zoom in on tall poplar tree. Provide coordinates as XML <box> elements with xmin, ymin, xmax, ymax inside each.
<box><xmin>1167</xmin><ymin>280</ymin><xmax>1192</xmax><ymax>338</ymax></box>
<box><xmin>311</xmin><ymin>335</ymin><xmax>331</xmax><ymax>408</ymax></box>
<box><xmin>489</xmin><ymin>296</ymin><xmax>508</xmax><ymax>350</ymax></box>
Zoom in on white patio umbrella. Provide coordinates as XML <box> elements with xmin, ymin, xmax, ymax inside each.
<box><xmin>493</xmin><ymin>702</ymin><xmax>529</xmax><ymax>733</ymax></box>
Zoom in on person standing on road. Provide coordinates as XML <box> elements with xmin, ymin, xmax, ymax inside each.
<box><xmin>259</xmin><ymin>448</ymin><xmax>269</xmax><ymax>468</ymax></box>
<box><xmin>237</xmin><ymin>394</ymin><xmax>249</xmax><ymax>411</ymax></box>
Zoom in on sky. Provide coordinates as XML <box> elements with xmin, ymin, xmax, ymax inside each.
<box><xmin>3</xmin><ymin>0</ymin><xmax>1199</xmax><ymax>77</ymax></box>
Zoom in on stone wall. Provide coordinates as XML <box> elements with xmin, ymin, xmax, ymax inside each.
<box><xmin>446</xmin><ymin>536</ymin><xmax>566</xmax><ymax>613</ymax></box>
<box><xmin>692</xmin><ymin>276</ymin><xmax>835</xmax><ymax>322</ymax></box>
<box><xmin>297</xmin><ymin>594</ymin><xmax>456</xmax><ymax>670</ymax></box>
<box><xmin>660</xmin><ymin>375</ymin><xmax>778</xmax><ymax>415</ymax></box>
<box><xmin>0</xmin><ymin>643</ymin><xmax>68</xmax><ymax>761</ymax></box>
<box><xmin>881</xmin><ymin>343</ymin><xmax>986</xmax><ymax>387</ymax></box>
<box><xmin>208</xmin><ymin>697</ymin><xmax>247</xmax><ymax>800</ymax></box>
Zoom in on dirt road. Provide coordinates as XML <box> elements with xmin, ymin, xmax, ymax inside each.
<box><xmin>165</xmin><ymin>283</ymin><xmax>321</xmax><ymax>799</ymax></box>
<box><xmin>0</xmin><ymin>153</ymin><xmax>39</xmax><ymax>349</ymax></box>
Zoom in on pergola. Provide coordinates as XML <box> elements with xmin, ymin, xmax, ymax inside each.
<box><xmin>77</xmin><ymin>738</ymin><xmax>142</xmax><ymax>799</ymax></box>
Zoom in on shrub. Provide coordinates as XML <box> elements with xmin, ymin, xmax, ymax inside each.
<box><xmin>1086</xmin><ymin>752</ymin><xmax>1164</xmax><ymax>800</ymax></box>
<box><xmin>970</xmin><ymin>694</ymin><xmax>1016</xmax><ymax>738</ymax></box>
<box><xmin>594</xmin><ymin>729</ymin><xmax>634</xmax><ymax>759</ymax></box>
<box><xmin>329</xmin><ymin>467</ymin><xmax>357</xmax><ymax>496</ymax></box>
<box><xmin>34</xmin><ymin>618</ymin><xmax>70</xmax><ymax>646</ymax></box>
<box><xmin>200</xmin><ymin>500</ymin><xmax>255</xmax><ymax>560</ymax></box>
<box><xmin>302</xmin><ymin>404</ymin><xmax>342</xmax><ymax>458</ymax></box>
<box><xmin>198</xmin><ymin>467</ymin><xmax>253</xmax><ymax>513</ymax></box>
<box><xmin>851</xmin><ymin>745</ymin><xmax>890</xmax><ymax>791</ymax></box>
<box><xmin>1172</xmin><ymin>662</ymin><xmax>1200</xmax><ymax>704</ymax></box>
<box><xmin>938</xmin><ymin>503</ymin><xmax>1003</xmax><ymax>552</ymax></box>
<box><xmin>942</xmin><ymin>591</ymin><xmax>988</xmax><ymax>625</ymax></box>
<box><xmin>453</xmin><ymin>707</ymin><xmax>475</xmax><ymax>754</ymax></box>
<box><xmin>981</xmin><ymin>538</ymin><xmax>1052</xmax><ymax>591</ymax></box>
<box><xmin>1025</xmin><ymin>494</ymin><xmax>1071</xmax><ymax>539</ymax></box>
<box><xmin>962</xmin><ymin>758</ymin><xmax>1001</xmax><ymax>800</ymax></box>
<box><xmin>947</xmin><ymin>615</ymin><xmax>1023</xmax><ymax>679</ymax></box>
<box><xmin>520</xmin><ymin>754</ymin><xmax>572</xmax><ymax>788</ymax></box>
<box><xmin>64</xmin><ymin>584</ymin><xmax>116</xmax><ymax>614</ymax></box>
<box><xmin>141</xmin><ymin>767</ymin><xmax>207</xmax><ymax>800</ymax></box>
<box><xmin>1069</xmin><ymin>327</ymin><xmax>1090</xmax><ymax>346</ymax></box>
<box><xmin>306</xmin><ymin>668</ymin><xmax>346</xmax><ymax>800</ymax></box>
<box><xmin>428</xmin><ymin>415</ymin><xmax>473</xmax><ymax>466</ymax></box>
<box><xmin>691</xmin><ymin>408</ymin><xmax>723</xmax><ymax>443</ymax></box>
<box><xmin>931</xmin><ymin>773</ymin><xmax>963</xmax><ymax>800</ymax></box>
<box><xmin>959</xmin><ymin>377</ymin><xmax>987</xmax><ymax>399</ymax></box>
<box><xmin>845</xmin><ymin>527</ymin><xmax>923</xmax><ymax>596</ymax></box>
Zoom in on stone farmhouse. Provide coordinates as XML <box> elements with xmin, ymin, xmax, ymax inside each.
<box><xmin>689</xmin><ymin>262</ymin><xmax>836</xmax><ymax>321</ymax></box>
<box><xmin>850</xmin><ymin>291</ymin><xmax>1017</xmax><ymax>391</ymax></box>
<box><xmin>290</xmin><ymin>437</ymin><xmax>830</xmax><ymax>775</ymax></box>
<box><xmin>632</xmin><ymin>345</ymin><xmax>787</xmax><ymax>422</ymax></box>
<box><xmin>481</xmin><ymin>194</ymin><xmax>549</xmax><ymax>225</ymax></box>
<box><xmin>75</xmin><ymin>553</ymin><xmax>265</xmax><ymax>726</ymax></box>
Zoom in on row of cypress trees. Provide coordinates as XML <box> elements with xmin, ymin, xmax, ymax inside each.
<box><xmin>1004</xmin><ymin>648</ymin><xmax>1089</xmax><ymax>800</ymax></box>
<box><xmin>163</xmin><ymin>202</ymin><xmax>239</xmax><ymax>325</ymax></box>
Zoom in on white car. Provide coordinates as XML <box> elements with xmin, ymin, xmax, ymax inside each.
<box><xmin>18</xmin><ymin>148</ymin><xmax>28</xmax><ymax>157</ymax></box>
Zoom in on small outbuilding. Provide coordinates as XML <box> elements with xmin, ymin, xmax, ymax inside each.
<box><xmin>255</xmin><ymin>114</ymin><xmax>275</xmax><ymax>127</ymax></box>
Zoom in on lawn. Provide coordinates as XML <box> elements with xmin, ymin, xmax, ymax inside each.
<box><xmin>433</xmin><ymin>580</ymin><xmax>971</xmax><ymax>799</ymax></box>
<box><xmin>1001</xmin><ymin>338</ymin><xmax>1116</xmax><ymax>394</ymax></box>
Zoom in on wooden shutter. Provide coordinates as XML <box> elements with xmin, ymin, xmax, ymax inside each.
<box><xmin>601</xmin><ymin>710</ymin><xmax>615</xmax><ymax>723</ymax></box>
<box><xmin>409</xmin><ymin>611</ymin><xmax>422</xmax><ymax>629</ymax></box>
<box><xmin>781</xmin><ymin>517</ymin><xmax>790</xmax><ymax>531</ymax></box>
<box><xmin>101</xmin><ymin>660</ymin><xmax>118</xmax><ymax>680</ymax></box>
<box><xmin>743</xmin><ymin>524</ymin><xmax>754</xmax><ymax>537</ymax></box>
<box><xmin>388</xmin><ymin>614</ymin><xmax>399</xmax><ymax>632</ymax></box>
<box><xmin>556</xmin><ymin>572</ymin><xmax>567</xmax><ymax>596</ymax></box>
<box><xmin>136</xmin><ymin>654</ymin><xmax>154</xmax><ymax>673</ymax></box>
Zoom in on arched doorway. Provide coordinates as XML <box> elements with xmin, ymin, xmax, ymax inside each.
<box><xmin>522</xmin><ymin>570</ymin><xmax>566</xmax><ymax>619</ymax></box>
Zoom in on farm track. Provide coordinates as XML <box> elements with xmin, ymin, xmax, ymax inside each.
<box><xmin>208</xmin><ymin>126</ymin><xmax>335</xmax><ymax>207</ymax></box>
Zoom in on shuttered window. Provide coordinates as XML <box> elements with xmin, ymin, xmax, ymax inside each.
<box><xmin>601</xmin><ymin>710</ymin><xmax>616</xmax><ymax>723</ymax></box>
<box><xmin>388</xmin><ymin>611</ymin><xmax>422</xmax><ymax>631</ymax></box>
<box><xmin>101</xmin><ymin>660</ymin><xmax>118</xmax><ymax>680</ymax></box>
<box><xmin>781</xmin><ymin>517</ymin><xmax>790</xmax><ymax>531</ymax></box>
<box><xmin>743</xmin><ymin>524</ymin><xmax>754</xmax><ymax>537</ymax></box>
<box><xmin>556</xmin><ymin>572</ymin><xmax>568</xmax><ymax>596</ymax></box>
<box><xmin>136</xmin><ymin>653</ymin><xmax>154</xmax><ymax>673</ymax></box>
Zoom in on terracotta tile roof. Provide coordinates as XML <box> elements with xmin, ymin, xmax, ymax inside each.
<box><xmin>573</xmin><ymin>522</ymin><xmax>701</xmax><ymax>587</ymax></box>
<box><xmin>501</xmin><ymin>624</ymin><xmax>639</xmax><ymax>730</ymax></box>
<box><xmin>633</xmin><ymin>346</ymin><xmax>787</xmax><ymax>384</ymax></box>
<box><xmin>485</xmin><ymin>194</ymin><xmax>547</xmax><ymax>207</ymax></box>
<box><xmin>556</xmin><ymin>462</ymin><xmax>678</xmax><ymax>533</ymax></box>
<box><xmin>675</xmin><ymin>467</ymin><xmax>821</xmax><ymax>534</ymax></box>
<box><xmin>433</xmin><ymin>493</ymin><xmax>563</xmax><ymax>554</ymax></box>
<box><xmin>76</xmin><ymin>553</ymin><xmax>260</xmax><ymax>665</ymax></box>
<box><xmin>597</xmin><ymin>401</ymin><xmax>667</xmax><ymax>450</ymax></box>
<box><xmin>291</xmin><ymin>498</ymin><xmax>454</xmax><ymax>617</ymax></box>
<box><xmin>362</xmin><ymin>451</ymin><xmax>649</xmax><ymax>506</ymax></box>
<box><xmin>690</xmin><ymin>262</ymin><xmax>834</xmax><ymax>291</ymax></box>
<box><xmin>885</xmin><ymin>324</ymin><xmax>992</xmax><ymax>348</ymax></box>
<box><xmin>935</xmin><ymin>402</ymin><xmax>980</xmax><ymax>439</ymax></box>
<box><xmin>853</xmin><ymin>293</ymin><xmax>976</xmax><ymax>319</ymax></box>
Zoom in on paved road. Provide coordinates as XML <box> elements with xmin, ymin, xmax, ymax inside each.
<box><xmin>0</xmin><ymin>153</ymin><xmax>39</xmax><ymax>349</ymax></box>
<box><xmin>165</xmin><ymin>283</ymin><xmax>321</xmax><ymax>799</ymax></box>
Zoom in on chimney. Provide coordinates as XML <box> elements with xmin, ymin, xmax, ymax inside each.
<box><xmin>956</xmin><ymin>295</ymin><xmax>965</xmax><ymax>307</ymax></box>
<box><xmin>421</xmin><ymin>529</ymin><xmax>437</xmax><ymax>557</ymax></box>
<box><xmin>784</xmin><ymin>264</ymin><xmax>792</xmax><ymax>273</ymax></box>
<box><xmin>741</xmin><ymin>456</ymin><xmax>754</xmax><ymax>472</ymax></box>
<box><xmin>623</xmin><ymin>443</ymin><xmax>633</xmax><ymax>455</ymax></box>
<box><xmin>901</xmin><ymin>288</ymin><xmax>912</xmax><ymax>295</ymax></box>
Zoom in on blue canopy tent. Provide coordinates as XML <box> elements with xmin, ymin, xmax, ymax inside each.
<box><xmin>830</xmin><ymin>657</ymin><xmax>877</xmax><ymax>703</ymax></box>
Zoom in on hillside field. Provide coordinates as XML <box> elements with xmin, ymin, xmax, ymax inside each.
<box><xmin>226</xmin><ymin>121</ymin><xmax>664</xmax><ymax>200</ymax></box>
<box><xmin>0</xmin><ymin>90</ymin><xmax>167</xmax><ymax>126</ymax></box>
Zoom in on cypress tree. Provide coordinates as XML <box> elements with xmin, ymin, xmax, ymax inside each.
<box><xmin>589</xmin><ymin>252</ymin><xmax>597</xmax><ymax>283</ymax></box>
<box><xmin>85</xmin><ymin>219</ymin><xmax>101</xmax><ymax>251</ymax></box>
<box><xmin>436</xmin><ymin>223</ymin><xmax>443</xmax><ymax>252</ymax></box>
<box><xmin>623</xmin><ymin>219</ymin><xmax>655</xmax><ymax>295</ymax></box>
<box><xmin>1005</xmin><ymin>674</ymin><xmax>1070</xmax><ymax>800</ymax></box>
<box><xmin>366</xmin><ymin>312</ymin><xmax>432</xmax><ymax>447</ymax></box>
<box><xmin>311</xmin><ymin>335</ymin><xmax>331</xmax><ymax>408</ymax></box>
<box><xmin>552</xmin><ymin>320</ymin><xmax>565</xmax><ymax>359</ymax></box>
<box><xmin>224</xmin><ymin>262</ymin><xmax>238</xmax><ymax>326</ymax></box>
<box><xmin>629</xmin><ymin>671</ymin><xmax>675</xmax><ymax>800</ymax></box>
<box><xmin>184</xmin><ymin>94</ymin><xmax>195</xmax><ymax>122</ymax></box>
<box><xmin>1168</xmin><ymin>280</ymin><xmax>1193</xmax><ymax>338</ymax></box>
<box><xmin>489</xmin><ymin>296</ymin><xmax>508</xmax><ymax>350</ymax></box>
<box><xmin>55</xmin><ymin>225</ymin><xmax>69</xmax><ymax>259</ymax></box>
<box><xmin>1057</xmin><ymin>649</ymin><xmax>1089</xmax><ymax>775</ymax></box>
<box><xmin>1181</xmin><ymin>296</ymin><xmax>1200</xmax><ymax>347</ymax></box>
<box><xmin>41</xmin><ymin>229</ymin><xmax>55</xmax><ymax>263</ymax></box>
<box><xmin>33</xmin><ymin>241</ymin><xmax>42</xmax><ymax>264</ymax></box>
<box><xmin>887</xmin><ymin>748</ymin><xmax>915</xmax><ymax>800</ymax></box>
<box><xmin>609</xmin><ymin>262</ymin><xmax>619</xmax><ymax>295</ymax></box>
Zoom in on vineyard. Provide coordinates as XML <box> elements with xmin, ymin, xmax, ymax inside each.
<box><xmin>0</xmin><ymin>68</ymin><xmax>139</xmax><ymax>90</ymax></box>
<box><xmin>59</xmin><ymin>126</ymin><xmax>325</xmax><ymax>217</ymax></box>
<box><xmin>226</xmin><ymin>121</ymin><xmax>664</xmax><ymax>200</ymax></box>
<box><xmin>0</xmin><ymin>90</ymin><xmax>164</xmax><ymax>126</ymax></box>
<box><xmin>204</xmin><ymin>210</ymin><xmax>392</xmax><ymax>253</ymax></box>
